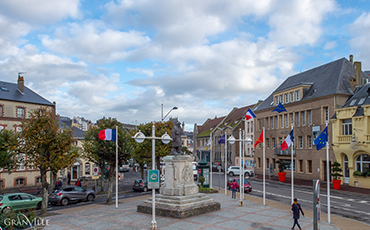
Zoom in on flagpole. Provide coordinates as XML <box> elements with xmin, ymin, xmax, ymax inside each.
<box><xmin>263</xmin><ymin>127</ymin><xmax>265</xmax><ymax>205</ymax></box>
<box><xmin>224</xmin><ymin>133</ymin><xmax>227</xmax><ymax>195</ymax></box>
<box><xmin>115</xmin><ymin>125</ymin><xmax>118</xmax><ymax>209</ymax></box>
<box><xmin>210</xmin><ymin>134</ymin><xmax>213</xmax><ymax>189</ymax></box>
<box><xmin>239</xmin><ymin>128</ymin><xmax>242</xmax><ymax>206</ymax></box>
<box><xmin>326</xmin><ymin>122</ymin><xmax>331</xmax><ymax>223</ymax></box>
<box><xmin>291</xmin><ymin>124</ymin><xmax>294</xmax><ymax>205</ymax></box>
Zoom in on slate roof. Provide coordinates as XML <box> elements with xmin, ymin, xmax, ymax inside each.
<box><xmin>255</xmin><ymin>58</ymin><xmax>369</xmax><ymax>112</ymax></box>
<box><xmin>57</xmin><ymin>117</ymin><xmax>86</xmax><ymax>139</ymax></box>
<box><xmin>341</xmin><ymin>83</ymin><xmax>370</xmax><ymax>108</ymax></box>
<box><xmin>219</xmin><ymin>105</ymin><xmax>255</xmax><ymax>130</ymax></box>
<box><xmin>197</xmin><ymin>116</ymin><xmax>226</xmax><ymax>138</ymax></box>
<box><xmin>0</xmin><ymin>80</ymin><xmax>54</xmax><ymax>106</ymax></box>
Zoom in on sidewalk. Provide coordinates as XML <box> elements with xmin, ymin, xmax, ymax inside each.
<box><xmin>41</xmin><ymin>191</ymin><xmax>367</xmax><ymax>230</ymax></box>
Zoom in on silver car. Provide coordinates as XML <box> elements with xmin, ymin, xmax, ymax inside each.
<box><xmin>49</xmin><ymin>186</ymin><xmax>95</xmax><ymax>206</ymax></box>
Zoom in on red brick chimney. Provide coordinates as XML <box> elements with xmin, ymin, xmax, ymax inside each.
<box><xmin>17</xmin><ymin>74</ymin><xmax>24</xmax><ymax>94</ymax></box>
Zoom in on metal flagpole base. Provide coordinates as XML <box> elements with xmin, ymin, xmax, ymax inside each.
<box><xmin>151</xmin><ymin>221</ymin><xmax>157</xmax><ymax>230</ymax></box>
<box><xmin>239</xmin><ymin>200</ymin><xmax>243</xmax><ymax>206</ymax></box>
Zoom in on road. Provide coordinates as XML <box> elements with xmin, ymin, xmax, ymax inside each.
<box><xmin>210</xmin><ymin>172</ymin><xmax>370</xmax><ymax>225</ymax></box>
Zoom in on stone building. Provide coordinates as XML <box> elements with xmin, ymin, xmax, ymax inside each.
<box><xmin>253</xmin><ymin>56</ymin><xmax>369</xmax><ymax>183</ymax></box>
<box><xmin>0</xmin><ymin>75</ymin><xmax>55</xmax><ymax>189</ymax></box>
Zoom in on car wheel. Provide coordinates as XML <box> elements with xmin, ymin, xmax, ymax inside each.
<box><xmin>143</xmin><ymin>186</ymin><xmax>148</xmax><ymax>192</ymax></box>
<box><xmin>2</xmin><ymin>206</ymin><xmax>12</xmax><ymax>214</ymax></box>
<box><xmin>36</xmin><ymin>202</ymin><xmax>42</xmax><ymax>210</ymax></box>
<box><xmin>229</xmin><ymin>172</ymin><xmax>234</xmax><ymax>177</ymax></box>
<box><xmin>87</xmin><ymin>194</ymin><xmax>94</xmax><ymax>202</ymax></box>
<box><xmin>245</xmin><ymin>172</ymin><xmax>250</xmax><ymax>177</ymax></box>
<box><xmin>61</xmin><ymin>198</ymin><xmax>69</xmax><ymax>206</ymax></box>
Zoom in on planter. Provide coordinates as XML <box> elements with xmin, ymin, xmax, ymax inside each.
<box><xmin>278</xmin><ymin>172</ymin><xmax>286</xmax><ymax>182</ymax></box>
<box><xmin>333</xmin><ymin>179</ymin><xmax>341</xmax><ymax>190</ymax></box>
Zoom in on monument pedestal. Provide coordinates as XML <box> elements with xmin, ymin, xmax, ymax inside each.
<box><xmin>137</xmin><ymin>155</ymin><xmax>221</xmax><ymax>219</ymax></box>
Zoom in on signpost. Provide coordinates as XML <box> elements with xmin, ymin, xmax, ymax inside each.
<box><xmin>92</xmin><ymin>167</ymin><xmax>100</xmax><ymax>191</ymax></box>
<box><xmin>148</xmin><ymin>170</ymin><xmax>160</xmax><ymax>189</ymax></box>
<box><xmin>313</xmin><ymin>179</ymin><xmax>320</xmax><ymax>230</ymax></box>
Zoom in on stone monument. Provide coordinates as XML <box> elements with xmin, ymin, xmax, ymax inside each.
<box><xmin>137</xmin><ymin>121</ymin><xmax>221</xmax><ymax>219</ymax></box>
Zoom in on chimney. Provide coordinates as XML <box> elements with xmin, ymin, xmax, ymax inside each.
<box><xmin>354</xmin><ymin>61</ymin><xmax>362</xmax><ymax>86</ymax></box>
<box><xmin>349</xmin><ymin>54</ymin><xmax>353</xmax><ymax>64</ymax></box>
<box><xmin>17</xmin><ymin>74</ymin><xmax>24</xmax><ymax>94</ymax></box>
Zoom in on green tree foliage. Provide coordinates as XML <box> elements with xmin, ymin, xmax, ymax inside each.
<box><xmin>131</xmin><ymin>121</ymin><xmax>173</xmax><ymax>178</ymax></box>
<box><xmin>20</xmin><ymin>107</ymin><xmax>78</xmax><ymax>215</ymax></box>
<box><xmin>83</xmin><ymin>117</ymin><xmax>133</xmax><ymax>205</ymax></box>
<box><xmin>0</xmin><ymin>129</ymin><xmax>19</xmax><ymax>170</ymax></box>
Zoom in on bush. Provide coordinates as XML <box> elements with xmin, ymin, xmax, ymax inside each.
<box><xmin>276</xmin><ymin>160</ymin><xmax>289</xmax><ymax>173</ymax></box>
<box><xmin>353</xmin><ymin>171</ymin><xmax>363</xmax><ymax>176</ymax></box>
<box><xmin>199</xmin><ymin>176</ymin><xmax>205</xmax><ymax>186</ymax></box>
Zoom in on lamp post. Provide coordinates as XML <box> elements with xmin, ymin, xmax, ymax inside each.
<box><xmin>133</xmin><ymin>125</ymin><xmax>171</xmax><ymax>230</ymax></box>
<box><xmin>227</xmin><ymin>129</ymin><xmax>252</xmax><ymax>206</ymax></box>
<box><xmin>161</xmin><ymin>104</ymin><xmax>178</xmax><ymax>121</ymax></box>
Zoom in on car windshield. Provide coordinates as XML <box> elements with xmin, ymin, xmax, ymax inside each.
<box><xmin>52</xmin><ymin>189</ymin><xmax>61</xmax><ymax>193</ymax></box>
<box><xmin>236</xmin><ymin>179</ymin><xmax>249</xmax><ymax>184</ymax></box>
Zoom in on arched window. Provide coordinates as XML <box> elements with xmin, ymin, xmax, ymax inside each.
<box><xmin>355</xmin><ymin>154</ymin><xmax>370</xmax><ymax>173</ymax></box>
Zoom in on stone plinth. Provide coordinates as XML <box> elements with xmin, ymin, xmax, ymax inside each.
<box><xmin>160</xmin><ymin>155</ymin><xmax>198</xmax><ymax>196</ymax></box>
<box><xmin>137</xmin><ymin>155</ymin><xmax>221</xmax><ymax>218</ymax></box>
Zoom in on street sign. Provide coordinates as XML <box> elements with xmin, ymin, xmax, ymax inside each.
<box><xmin>148</xmin><ymin>170</ymin><xmax>159</xmax><ymax>189</ymax></box>
<box><xmin>93</xmin><ymin>167</ymin><xmax>99</xmax><ymax>176</ymax></box>
<box><xmin>92</xmin><ymin>175</ymin><xmax>100</xmax><ymax>180</ymax></box>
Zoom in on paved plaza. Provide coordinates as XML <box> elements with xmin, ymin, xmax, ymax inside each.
<box><xmin>42</xmin><ymin>192</ymin><xmax>348</xmax><ymax>230</ymax></box>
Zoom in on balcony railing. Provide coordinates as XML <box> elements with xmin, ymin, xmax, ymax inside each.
<box><xmin>274</xmin><ymin>147</ymin><xmax>295</xmax><ymax>155</ymax></box>
<box><xmin>337</xmin><ymin>135</ymin><xmax>352</xmax><ymax>143</ymax></box>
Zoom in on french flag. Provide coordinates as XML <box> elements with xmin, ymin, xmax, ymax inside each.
<box><xmin>98</xmin><ymin>129</ymin><xmax>116</xmax><ymax>141</ymax></box>
<box><xmin>245</xmin><ymin>108</ymin><xmax>256</xmax><ymax>121</ymax></box>
<box><xmin>281</xmin><ymin>129</ymin><xmax>293</xmax><ymax>151</ymax></box>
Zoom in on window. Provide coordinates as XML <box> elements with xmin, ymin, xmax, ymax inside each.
<box><xmin>251</xmin><ymin>121</ymin><xmax>253</xmax><ymax>132</ymax></box>
<box><xmin>266</xmin><ymin>118</ymin><xmax>269</xmax><ymax>130</ymax></box>
<box><xmin>323</xmin><ymin>106</ymin><xmax>329</xmax><ymax>122</ymax></box>
<box><xmin>258</xmin><ymin>158</ymin><xmax>261</xmax><ymax>168</ymax></box>
<box><xmin>272</xmin><ymin>159</ymin><xmax>276</xmax><ymax>169</ymax></box>
<box><xmin>290</xmin><ymin>113</ymin><xmax>293</xmax><ymax>126</ymax></box>
<box><xmin>258</xmin><ymin>119</ymin><xmax>261</xmax><ymax>131</ymax></box>
<box><xmin>307</xmin><ymin>136</ymin><xmax>312</xmax><ymax>148</ymax></box>
<box><xmin>302</xmin><ymin>111</ymin><xmax>306</xmax><ymax>126</ymax></box>
<box><xmin>295</xmin><ymin>112</ymin><xmax>300</xmax><ymax>126</ymax></box>
<box><xmin>17</xmin><ymin>107</ymin><xmax>25</xmax><ymax>118</ymax></box>
<box><xmin>280</xmin><ymin>95</ymin><xmax>284</xmax><ymax>104</ymax></box>
<box><xmin>272</xmin><ymin>138</ymin><xmax>276</xmax><ymax>148</ymax></box>
<box><xmin>296</xmin><ymin>90</ymin><xmax>301</xmax><ymax>101</ymax></box>
<box><xmin>280</xmin><ymin>115</ymin><xmax>283</xmax><ymax>128</ymax></box>
<box><xmin>285</xmin><ymin>93</ymin><xmax>289</xmax><ymax>103</ymax></box>
<box><xmin>284</xmin><ymin>159</ymin><xmax>295</xmax><ymax>171</ymax></box>
<box><xmin>358</xmin><ymin>97</ymin><xmax>366</xmax><ymax>105</ymax></box>
<box><xmin>299</xmin><ymin>136</ymin><xmax>303</xmax><ymax>148</ymax></box>
<box><xmin>349</xmin><ymin>99</ymin><xmax>357</xmax><ymax>106</ymax></box>
<box><xmin>290</xmin><ymin>92</ymin><xmax>294</xmax><ymax>102</ymax></box>
<box><xmin>0</xmin><ymin>179</ymin><xmax>4</xmax><ymax>188</ymax></box>
<box><xmin>355</xmin><ymin>154</ymin><xmax>370</xmax><ymax>174</ymax></box>
<box><xmin>35</xmin><ymin>177</ymin><xmax>41</xmax><ymax>184</ymax></box>
<box><xmin>279</xmin><ymin>137</ymin><xmax>283</xmax><ymax>145</ymax></box>
<box><xmin>275</xmin><ymin>96</ymin><xmax>279</xmax><ymax>105</ymax></box>
<box><xmin>308</xmin><ymin>160</ymin><xmax>312</xmax><ymax>173</ymax></box>
<box><xmin>308</xmin><ymin>110</ymin><xmax>312</xmax><ymax>125</ymax></box>
<box><xmin>271</xmin><ymin>117</ymin><xmax>274</xmax><ymax>129</ymax></box>
<box><xmin>299</xmin><ymin>160</ymin><xmax>303</xmax><ymax>172</ymax></box>
<box><xmin>85</xmin><ymin>163</ymin><xmax>90</xmax><ymax>176</ymax></box>
<box><xmin>15</xmin><ymin>178</ymin><xmax>25</xmax><ymax>186</ymax></box>
<box><xmin>0</xmin><ymin>105</ymin><xmax>3</xmax><ymax>117</ymax></box>
<box><xmin>275</xmin><ymin>116</ymin><xmax>278</xmax><ymax>129</ymax></box>
<box><xmin>342</xmin><ymin>119</ymin><xmax>352</xmax><ymax>135</ymax></box>
<box><xmin>285</xmin><ymin>114</ymin><xmax>288</xmax><ymax>128</ymax></box>
<box><xmin>266</xmin><ymin>158</ymin><xmax>269</xmax><ymax>168</ymax></box>
<box><xmin>266</xmin><ymin>138</ymin><xmax>270</xmax><ymax>149</ymax></box>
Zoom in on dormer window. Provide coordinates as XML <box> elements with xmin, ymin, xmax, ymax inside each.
<box><xmin>358</xmin><ymin>97</ymin><xmax>366</xmax><ymax>105</ymax></box>
<box><xmin>349</xmin><ymin>99</ymin><xmax>357</xmax><ymax>106</ymax></box>
<box><xmin>296</xmin><ymin>90</ymin><xmax>301</xmax><ymax>101</ymax></box>
<box><xmin>275</xmin><ymin>96</ymin><xmax>279</xmax><ymax>105</ymax></box>
<box><xmin>285</xmin><ymin>93</ymin><xmax>289</xmax><ymax>103</ymax></box>
<box><xmin>290</xmin><ymin>92</ymin><xmax>294</xmax><ymax>102</ymax></box>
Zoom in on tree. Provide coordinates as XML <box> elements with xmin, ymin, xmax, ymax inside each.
<box><xmin>0</xmin><ymin>129</ymin><xmax>19</xmax><ymax>170</ymax></box>
<box><xmin>20</xmin><ymin>107</ymin><xmax>78</xmax><ymax>215</ymax></box>
<box><xmin>131</xmin><ymin>121</ymin><xmax>173</xmax><ymax>179</ymax></box>
<box><xmin>83</xmin><ymin>117</ymin><xmax>133</xmax><ymax>205</ymax></box>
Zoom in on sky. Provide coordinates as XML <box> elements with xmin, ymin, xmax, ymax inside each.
<box><xmin>1</xmin><ymin>0</ymin><xmax>370</xmax><ymax>131</ymax></box>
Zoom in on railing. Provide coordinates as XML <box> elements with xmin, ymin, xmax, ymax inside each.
<box><xmin>274</xmin><ymin>147</ymin><xmax>295</xmax><ymax>155</ymax></box>
<box><xmin>337</xmin><ymin>135</ymin><xmax>352</xmax><ymax>143</ymax></box>
<box><xmin>366</xmin><ymin>134</ymin><xmax>370</xmax><ymax>142</ymax></box>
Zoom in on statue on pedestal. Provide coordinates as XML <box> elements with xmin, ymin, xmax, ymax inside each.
<box><xmin>170</xmin><ymin>121</ymin><xmax>184</xmax><ymax>155</ymax></box>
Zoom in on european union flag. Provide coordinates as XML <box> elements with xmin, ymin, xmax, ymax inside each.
<box><xmin>218</xmin><ymin>134</ymin><xmax>225</xmax><ymax>144</ymax></box>
<box><xmin>272</xmin><ymin>102</ymin><xmax>287</xmax><ymax>113</ymax></box>
<box><xmin>314</xmin><ymin>126</ymin><xmax>328</xmax><ymax>150</ymax></box>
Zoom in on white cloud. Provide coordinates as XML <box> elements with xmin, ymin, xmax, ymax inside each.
<box><xmin>127</xmin><ymin>67</ymin><xmax>154</xmax><ymax>77</ymax></box>
<box><xmin>323</xmin><ymin>41</ymin><xmax>337</xmax><ymax>50</ymax></box>
<box><xmin>349</xmin><ymin>12</ymin><xmax>370</xmax><ymax>68</ymax></box>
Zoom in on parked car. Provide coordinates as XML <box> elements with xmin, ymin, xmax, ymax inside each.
<box><xmin>227</xmin><ymin>166</ymin><xmax>253</xmax><ymax>177</ymax></box>
<box><xmin>49</xmin><ymin>186</ymin><xmax>95</xmax><ymax>206</ymax></box>
<box><xmin>0</xmin><ymin>193</ymin><xmax>42</xmax><ymax>214</ymax></box>
<box><xmin>120</xmin><ymin>164</ymin><xmax>130</xmax><ymax>172</ymax></box>
<box><xmin>211</xmin><ymin>164</ymin><xmax>224</xmax><ymax>172</ymax></box>
<box><xmin>227</xmin><ymin>177</ymin><xmax>252</xmax><ymax>193</ymax></box>
<box><xmin>133</xmin><ymin>179</ymin><xmax>149</xmax><ymax>192</ymax></box>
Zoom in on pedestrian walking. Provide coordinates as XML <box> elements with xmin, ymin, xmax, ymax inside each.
<box><xmin>230</xmin><ymin>179</ymin><xmax>239</xmax><ymax>199</ymax></box>
<box><xmin>75</xmin><ymin>178</ymin><xmax>81</xmax><ymax>187</ymax></box>
<box><xmin>67</xmin><ymin>172</ymin><xmax>71</xmax><ymax>185</ymax></box>
<box><xmin>55</xmin><ymin>178</ymin><xmax>62</xmax><ymax>189</ymax></box>
<box><xmin>291</xmin><ymin>198</ymin><xmax>305</xmax><ymax>230</ymax></box>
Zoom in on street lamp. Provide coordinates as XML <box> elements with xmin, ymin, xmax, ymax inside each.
<box><xmin>133</xmin><ymin>125</ymin><xmax>171</xmax><ymax>230</ymax></box>
<box><xmin>228</xmin><ymin>129</ymin><xmax>252</xmax><ymax>206</ymax></box>
<box><xmin>161</xmin><ymin>104</ymin><xmax>178</xmax><ymax>121</ymax></box>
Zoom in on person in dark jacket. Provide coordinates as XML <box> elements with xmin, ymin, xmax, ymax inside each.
<box><xmin>55</xmin><ymin>178</ymin><xmax>62</xmax><ymax>189</ymax></box>
<box><xmin>291</xmin><ymin>198</ymin><xmax>305</xmax><ymax>230</ymax></box>
<box><xmin>67</xmin><ymin>172</ymin><xmax>71</xmax><ymax>185</ymax></box>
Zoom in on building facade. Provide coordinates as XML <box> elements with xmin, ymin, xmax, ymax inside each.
<box><xmin>253</xmin><ymin>57</ymin><xmax>369</xmax><ymax>183</ymax></box>
<box><xmin>332</xmin><ymin>82</ymin><xmax>370</xmax><ymax>188</ymax></box>
<box><xmin>0</xmin><ymin>75</ymin><xmax>55</xmax><ymax>189</ymax></box>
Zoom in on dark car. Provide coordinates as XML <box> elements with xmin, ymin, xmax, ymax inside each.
<box><xmin>133</xmin><ymin>179</ymin><xmax>149</xmax><ymax>192</ymax></box>
<box><xmin>210</xmin><ymin>164</ymin><xmax>224</xmax><ymax>172</ymax></box>
<box><xmin>49</xmin><ymin>186</ymin><xmax>95</xmax><ymax>206</ymax></box>
<box><xmin>227</xmin><ymin>177</ymin><xmax>252</xmax><ymax>193</ymax></box>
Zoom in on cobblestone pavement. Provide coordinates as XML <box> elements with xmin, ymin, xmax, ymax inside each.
<box><xmin>42</xmin><ymin>193</ymin><xmax>347</xmax><ymax>230</ymax></box>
